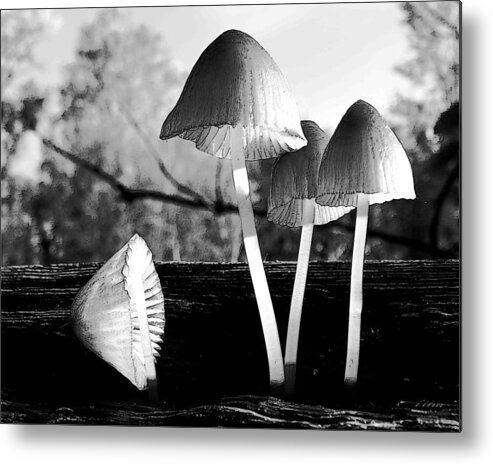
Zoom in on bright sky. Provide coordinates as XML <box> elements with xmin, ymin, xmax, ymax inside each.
<box><xmin>26</xmin><ymin>2</ymin><xmax>414</xmax><ymax>132</ymax></box>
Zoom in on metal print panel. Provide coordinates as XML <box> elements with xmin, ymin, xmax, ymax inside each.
<box><xmin>1</xmin><ymin>1</ymin><xmax>460</xmax><ymax>430</ymax></box>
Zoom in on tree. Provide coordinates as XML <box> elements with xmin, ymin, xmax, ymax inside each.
<box><xmin>1</xmin><ymin>10</ymin><xmax>62</xmax><ymax>265</ymax></box>
<box><xmin>366</xmin><ymin>1</ymin><xmax>461</xmax><ymax>259</ymax></box>
<box><xmin>391</xmin><ymin>2</ymin><xmax>459</xmax><ymax>155</ymax></box>
<box><xmin>2</xmin><ymin>6</ymin><xmax>459</xmax><ymax>266</ymax></box>
<box><xmin>49</xmin><ymin>9</ymin><xmax>242</xmax><ymax>262</ymax></box>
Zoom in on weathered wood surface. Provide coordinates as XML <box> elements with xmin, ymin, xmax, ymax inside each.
<box><xmin>1</xmin><ymin>260</ymin><xmax>460</xmax><ymax>430</ymax></box>
<box><xmin>1</xmin><ymin>395</ymin><xmax>459</xmax><ymax>430</ymax></box>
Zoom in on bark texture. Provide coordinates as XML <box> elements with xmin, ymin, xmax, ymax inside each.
<box><xmin>1</xmin><ymin>260</ymin><xmax>460</xmax><ymax>430</ymax></box>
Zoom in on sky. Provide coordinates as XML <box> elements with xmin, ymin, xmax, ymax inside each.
<box><xmin>23</xmin><ymin>2</ymin><xmax>414</xmax><ymax>131</ymax></box>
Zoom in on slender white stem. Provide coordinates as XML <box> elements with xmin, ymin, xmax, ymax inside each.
<box><xmin>344</xmin><ymin>193</ymin><xmax>369</xmax><ymax>393</ymax></box>
<box><xmin>284</xmin><ymin>198</ymin><xmax>315</xmax><ymax>398</ymax></box>
<box><xmin>130</xmin><ymin>274</ymin><xmax>159</xmax><ymax>402</ymax></box>
<box><xmin>230</xmin><ymin>125</ymin><xmax>285</xmax><ymax>393</ymax></box>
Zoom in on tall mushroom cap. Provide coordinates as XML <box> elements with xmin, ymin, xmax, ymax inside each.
<box><xmin>268</xmin><ymin>120</ymin><xmax>353</xmax><ymax>227</ymax></box>
<box><xmin>316</xmin><ymin>100</ymin><xmax>416</xmax><ymax>207</ymax></box>
<box><xmin>71</xmin><ymin>234</ymin><xmax>165</xmax><ymax>390</ymax></box>
<box><xmin>160</xmin><ymin>29</ymin><xmax>307</xmax><ymax>160</ymax></box>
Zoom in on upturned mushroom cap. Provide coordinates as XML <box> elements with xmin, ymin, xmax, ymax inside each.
<box><xmin>71</xmin><ymin>234</ymin><xmax>165</xmax><ymax>390</ymax></box>
<box><xmin>268</xmin><ymin>120</ymin><xmax>354</xmax><ymax>227</ymax></box>
<box><xmin>316</xmin><ymin>100</ymin><xmax>416</xmax><ymax>207</ymax></box>
<box><xmin>160</xmin><ymin>29</ymin><xmax>306</xmax><ymax>160</ymax></box>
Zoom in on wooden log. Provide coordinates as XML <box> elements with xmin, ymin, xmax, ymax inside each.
<box><xmin>0</xmin><ymin>395</ymin><xmax>459</xmax><ymax>430</ymax></box>
<box><xmin>1</xmin><ymin>260</ymin><xmax>460</xmax><ymax>430</ymax></box>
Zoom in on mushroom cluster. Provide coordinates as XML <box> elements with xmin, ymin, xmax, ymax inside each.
<box><xmin>158</xmin><ymin>32</ymin><xmax>415</xmax><ymax>397</ymax></box>
<box><xmin>70</xmin><ymin>30</ymin><xmax>415</xmax><ymax>402</ymax></box>
<box><xmin>268</xmin><ymin>120</ymin><xmax>354</xmax><ymax>397</ymax></box>
<box><xmin>160</xmin><ymin>29</ymin><xmax>307</xmax><ymax>393</ymax></box>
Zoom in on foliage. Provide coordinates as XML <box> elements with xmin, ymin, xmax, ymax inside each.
<box><xmin>2</xmin><ymin>9</ymin><xmax>239</xmax><ymax>264</ymax></box>
<box><xmin>391</xmin><ymin>2</ymin><xmax>459</xmax><ymax>153</ymax></box>
<box><xmin>382</xmin><ymin>1</ymin><xmax>460</xmax><ymax>256</ymax></box>
<box><xmin>1</xmin><ymin>10</ymin><xmax>59</xmax><ymax>264</ymax></box>
<box><xmin>1</xmin><ymin>5</ymin><xmax>460</xmax><ymax>265</ymax></box>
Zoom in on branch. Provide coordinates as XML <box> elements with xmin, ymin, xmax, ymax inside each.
<box><xmin>44</xmin><ymin>139</ymin><xmax>456</xmax><ymax>259</ymax></box>
<box><xmin>406</xmin><ymin>3</ymin><xmax>459</xmax><ymax>40</ymax></box>
<box><xmin>424</xmin><ymin>3</ymin><xmax>460</xmax><ymax>40</ymax></box>
<box><xmin>42</xmin><ymin>139</ymin><xmax>235</xmax><ymax>213</ymax></box>
<box><xmin>118</xmin><ymin>106</ymin><xmax>213</xmax><ymax>206</ymax></box>
<box><xmin>326</xmin><ymin>222</ymin><xmax>455</xmax><ymax>259</ymax></box>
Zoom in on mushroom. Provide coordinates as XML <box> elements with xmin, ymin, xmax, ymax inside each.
<box><xmin>316</xmin><ymin>100</ymin><xmax>415</xmax><ymax>393</ymax></box>
<box><xmin>268</xmin><ymin>120</ymin><xmax>353</xmax><ymax>397</ymax></box>
<box><xmin>71</xmin><ymin>234</ymin><xmax>165</xmax><ymax>401</ymax></box>
<box><xmin>160</xmin><ymin>30</ymin><xmax>307</xmax><ymax>393</ymax></box>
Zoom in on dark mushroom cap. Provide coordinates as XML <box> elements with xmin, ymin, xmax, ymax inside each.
<box><xmin>160</xmin><ymin>30</ymin><xmax>306</xmax><ymax>160</ymax></box>
<box><xmin>316</xmin><ymin>100</ymin><xmax>416</xmax><ymax>207</ymax></box>
<box><xmin>268</xmin><ymin>120</ymin><xmax>353</xmax><ymax>227</ymax></box>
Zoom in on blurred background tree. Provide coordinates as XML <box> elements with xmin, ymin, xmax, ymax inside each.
<box><xmin>2</xmin><ymin>9</ymin><xmax>242</xmax><ymax>264</ymax></box>
<box><xmin>2</xmin><ymin>10</ymin><xmax>59</xmax><ymax>264</ymax></box>
<box><xmin>1</xmin><ymin>3</ymin><xmax>459</xmax><ymax>265</ymax></box>
<box><xmin>260</xmin><ymin>2</ymin><xmax>459</xmax><ymax>261</ymax></box>
<box><xmin>387</xmin><ymin>1</ymin><xmax>460</xmax><ymax>257</ymax></box>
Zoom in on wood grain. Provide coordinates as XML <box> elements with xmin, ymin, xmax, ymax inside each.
<box><xmin>1</xmin><ymin>395</ymin><xmax>459</xmax><ymax>430</ymax></box>
<box><xmin>1</xmin><ymin>260</ymin><xmax>460</xmax><ymax>429</ymax></box>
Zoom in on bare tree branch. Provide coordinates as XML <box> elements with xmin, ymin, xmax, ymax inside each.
<box><xmin>44</xmin><ymin>138</ymin><xmax>456</xmax><ymax>259</ymax></box>
<box><xmin>405</xmin><ymin>2</ymin><xmax>459</xmax><ymax>40</ymax></box>
<box><xmin>42</xmin><ymin>139</ymin><xmax>233</xmax><ymax>213</ymax></box>
<box><xmin>117</xmin><ymin>105</ymin><xmax>213</xmax><ymax>207</ymax></box>
<box><xmin>423</xmin><ymin>3</ymin><xmax>460</xmax><ymax>40</ymax></box>
<box><xmin>327</xmin><ymin>223</ymin><xmax>456</xmax><ymax>259</ymax></box>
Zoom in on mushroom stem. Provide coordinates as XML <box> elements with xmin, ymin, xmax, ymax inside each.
<box><xmin>284</xmin><ymin>198</ymin><xmax>315</xmax><ymax>398</ymax></box>
<box><xmin>344</xmin><ymin>193</ymin><xmax>369</xmax><ymax>394</ymax></box>
<box><xmin>230</xmin><ymin>125</ymin><xmax>285</xmax><ymax>393</ymax></box>
<box><xmin>128</xmin><ymin>272</ymin><xmax>159</xmax><ymax>402</ymax></box>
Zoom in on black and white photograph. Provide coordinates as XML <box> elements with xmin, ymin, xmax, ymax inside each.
<box><xmin>1</xmin><ymin>0</ymin><xmax>461</xmax><ymax>436</ymax></box>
